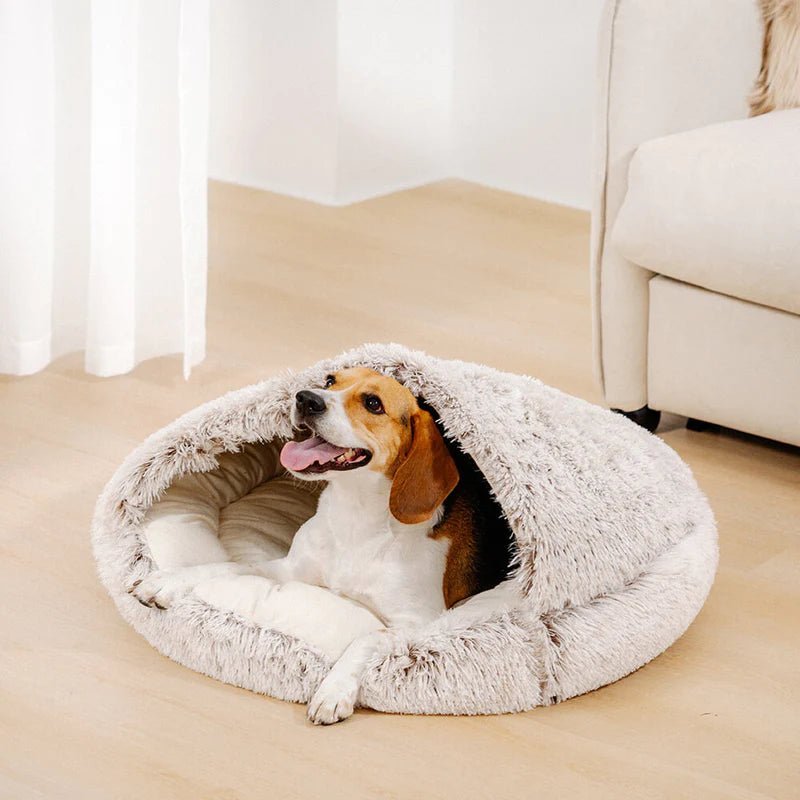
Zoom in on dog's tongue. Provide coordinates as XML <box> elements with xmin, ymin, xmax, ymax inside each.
<box><xmin>280</xmin><ymin>436</ymin><xmax>347</xmax><ymax>471</ymax></box>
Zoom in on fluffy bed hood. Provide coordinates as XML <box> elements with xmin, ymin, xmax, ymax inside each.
<box><xmin>92</xmin><ymin>343</ymin><xmax>717</xmax><ymax>715</ymax></box>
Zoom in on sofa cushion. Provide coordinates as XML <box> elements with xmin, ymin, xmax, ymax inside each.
<box><xmin>612</xmin><ymin>109</ymin><xmax>800</xmax><ymax>315</ymax></box>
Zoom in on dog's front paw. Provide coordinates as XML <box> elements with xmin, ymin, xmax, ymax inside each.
<box><xmin>128</xmin><ymin>569</ymin><xmax>194</xmax><ymax>610</ymax></box>
<box><xmin>307</xmin><ymin>674</ymin><xmax>359</xmax><ymax>725</ymax></box>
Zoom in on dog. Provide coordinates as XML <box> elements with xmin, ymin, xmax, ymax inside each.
<box><xmin>131</xmin><ymin>367</ymin><xmax>514</xmax><ymax>724</ymax></box>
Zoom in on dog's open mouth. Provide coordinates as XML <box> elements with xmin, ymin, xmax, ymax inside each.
<box><xmin>280</xmin><ymin>435</ymin><xmax>372</xmax><ymax>474</ymax></box>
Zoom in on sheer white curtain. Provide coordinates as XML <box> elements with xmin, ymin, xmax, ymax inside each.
<box><xmin>0</xmin><ymin>0</ymin><xmax>209</xmax><ymax>378</ymax></box>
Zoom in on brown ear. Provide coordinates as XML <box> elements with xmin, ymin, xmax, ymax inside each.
<box><xmin>389</xmin><ymin>409</ymin><xmax>459</xmax><ymax>524</ymax></box>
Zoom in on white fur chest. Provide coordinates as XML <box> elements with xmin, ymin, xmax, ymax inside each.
<box><xmin>291</xmin><ymin>477</ymin><xmax>450</xmax><ymax>626</ymax></box>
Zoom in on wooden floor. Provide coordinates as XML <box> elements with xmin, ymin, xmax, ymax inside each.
<box><xmin>1</xmin><ymin>180</ymin><xmax>797</xmax><ymax>799</ymax></box>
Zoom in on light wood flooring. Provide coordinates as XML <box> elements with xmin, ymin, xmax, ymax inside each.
<box><xmin>1</xmin><ymin>180</ymin><xmax>797</xmax><ymax>799</ymax></box>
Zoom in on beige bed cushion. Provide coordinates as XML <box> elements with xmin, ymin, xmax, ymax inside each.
<box><xmin>750</xmin><ymin>0</ymin><xmax>800</xmax><ymax>115</ymax></box>
<box><xmin>612</xmin><ymin>109</ymin><xmax>800</xmax><ymax>315</ymax></box>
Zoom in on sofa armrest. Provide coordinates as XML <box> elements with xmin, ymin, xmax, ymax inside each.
<box><xmin>590</xmin><ymin>0</ymin><xmax>762</xmax><ymax>410</ymax></box>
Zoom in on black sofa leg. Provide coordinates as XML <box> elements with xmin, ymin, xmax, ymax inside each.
<box><xmin>686</xmin><ymin>417</ymin><xmax>719</xmax><ymax>433</ymax></box>
<box><xmin>612</xmin><ymin>405</ymin><xmax>661</xmax><ymax>433</ymax></box>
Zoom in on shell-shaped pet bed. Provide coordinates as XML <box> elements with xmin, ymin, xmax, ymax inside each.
<box><xmin>92</xmin><ymin>343</ymin><xmax>717</xmax><ymax>715</ymax></box>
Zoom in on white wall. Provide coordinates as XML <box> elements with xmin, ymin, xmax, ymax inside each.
<box><xmin>336</xmin><ymin>0</ymin><xmax>452</xmax><ymax>204</ymax></box>
<box><xmin>453</xmin><ymin>0</ymin><xmax>605</xmax><ymax>209</ymax></box>
<box><xmin>210</xmin><ymin>1</ymin><xmax>339</xmax><ymax>203</ymax></box>
<box><xmin>210</xmin><ymin>0</ymin><xmax>451</xmax><ymax>205</ymax></box>
<box><xmin>209</xmin><ymin>0</ymin><xmax>603</xmax><ymax>209</ymax></box>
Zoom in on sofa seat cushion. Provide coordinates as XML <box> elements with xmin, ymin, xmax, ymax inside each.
<box><xmin>611</xmin><ymin>109</ymin><xmax>800</xmax><ymax>315</ymax></box>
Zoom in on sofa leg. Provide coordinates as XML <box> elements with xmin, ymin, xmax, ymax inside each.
<box><xmin>686</xmin><ymin>417</ymin><xmax>719</xmax><ymax>433</ymax></box>
<box><xmin>612</xmin><ymin>406</ymin><xmax>661</xmax><ymax>433</ymax></box>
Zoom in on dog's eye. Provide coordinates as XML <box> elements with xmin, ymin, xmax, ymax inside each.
<box><xmin>324</xmin><ymin>374</ymin><xmax>335</xmax><ymax>388</ymax></box>
<box><xmin>363</xmin><ymin>394</ymin><xmax>384</xmax><ymax>415</ymax></box>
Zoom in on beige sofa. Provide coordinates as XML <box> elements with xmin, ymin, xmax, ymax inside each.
<box><xmin>591</xmin><ymin>0</ymin><xmax>800</xmax><ymax>447</ymax></box>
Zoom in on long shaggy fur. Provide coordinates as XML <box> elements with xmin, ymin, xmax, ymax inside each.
<box><xmin>91</xmin><ymin>343</ymin><xmax>718</xmax><ymax>715</ymax></box>
<box><xmin>750</xmin><ymin>0</ymin><xmax>800</xmax><ymax>115</ymax></box>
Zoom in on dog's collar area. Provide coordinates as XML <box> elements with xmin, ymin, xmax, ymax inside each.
<box><xmin>280</xmin><ymin>434</ymin><xmax>372</xmax><ymax>473</ymax></box>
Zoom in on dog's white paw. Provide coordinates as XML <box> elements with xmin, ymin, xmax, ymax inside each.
<box><xmin>307</xmin><ymin>674</ymin><xmax>359</xmax><ymax>725</ymax></box>
<box><xmin>128</xmin><ymin>569</ymin><xmax>196</xmax><ymax>609</ymax></box>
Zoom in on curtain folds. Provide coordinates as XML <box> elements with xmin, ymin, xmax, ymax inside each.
<box><xmin>0</xmin><ymin>0</ymin><xmax>209</xmax><ymax>378</ymax></box>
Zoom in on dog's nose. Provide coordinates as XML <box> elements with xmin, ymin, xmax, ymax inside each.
<box><xmin>295</xmin><ymin>390</ymin><xmax>326</xmax><ymax>417</ymax></box>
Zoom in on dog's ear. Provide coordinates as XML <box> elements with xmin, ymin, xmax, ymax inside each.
<box><xmin>390</xmin><ymin>409</ymin><xmax>459</xmax><ymax>525</ymax></box>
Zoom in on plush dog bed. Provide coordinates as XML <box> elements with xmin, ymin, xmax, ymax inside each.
<box><xmin>92</xmin><ymin>343</ymin><xmax>717</xmax><ymax>715</ymax></box>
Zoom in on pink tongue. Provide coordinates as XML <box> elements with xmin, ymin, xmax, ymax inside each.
<box><xmin>280</xmin><ymin>436</ymin><xmax>348</xmax><ymax>471</ymax></box>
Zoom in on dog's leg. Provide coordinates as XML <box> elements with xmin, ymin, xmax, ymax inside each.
<box><xmin>245</xmin><ymin>555</ymin><xmax>307</xmax><ymax>584</ymax></box>
<box><xmin>306</xmin><ymin>629</ymin><xmax>393</xmax><ymax>725</ymax></box>
<box><xmin>128</xmin><ymin>554</ymin><xmax>312</xmax><ymax>610</ymax></box>
<box><xmin>129</xmin><ymin>561</ymin><xmax>257</xmax><ymax>608</ymax></box>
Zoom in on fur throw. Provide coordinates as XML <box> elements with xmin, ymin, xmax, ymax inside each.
<box><xmin>750</xmin><ymin>0</ymin><xmax>800</xmax><ymax>115</ymax></box>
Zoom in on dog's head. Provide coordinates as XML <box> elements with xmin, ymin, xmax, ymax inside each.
<box><xmin>280</xmin><ymin>367</ymin><xmax>458</xmax><ymax>524</ymax></box>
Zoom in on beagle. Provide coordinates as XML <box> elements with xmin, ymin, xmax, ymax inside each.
<box><xmin>131</xmin><ymin>367</ymin><xmax>513</xmax><ymax>724</ymax></box>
